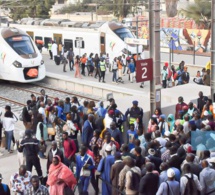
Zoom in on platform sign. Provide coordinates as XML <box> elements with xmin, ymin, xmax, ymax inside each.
<box><xmin>125</xmin><ymin>38</ymin><xmax>148</xmax><ymax>46</ymax></box>
<box><xmin>136</xmin><ymin>58</ymin><xmax>153</xmax><ymax>82</ymax></box>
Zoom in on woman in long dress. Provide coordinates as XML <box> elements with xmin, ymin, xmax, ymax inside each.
<box><xmin>74</xmin><ymin>55</ymin><xmax>82</xmax><ymax>78</ymax></box>
<box><xmin>47</xmin><ymin>155</ymin><xmax>77</xmax><ymax>195</ymax></box>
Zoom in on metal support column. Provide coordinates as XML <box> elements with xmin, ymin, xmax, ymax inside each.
<box><xmin>211</xmin><ymin>0</ymin><xmax>215</xmax><ymax>101</ymax></box>
<box><xmin>149</xmin><ymin>0</ymin><xmax>161</xmax><ymax>115</ymax></box>
<box><xmin>136</xmin><ymin>16</ymin><xmax>139</xmax><ymax>57</ymax></box>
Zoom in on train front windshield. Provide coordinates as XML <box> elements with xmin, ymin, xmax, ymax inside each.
<box><xmin>5</xmin><ymin>35</ymin><xmax>35</xmax><ymax>55</ymax></box>
<box><xmin>114</xmin><ymin>27</ymin><xmax>134</xmax><ymax>41</ymax></box>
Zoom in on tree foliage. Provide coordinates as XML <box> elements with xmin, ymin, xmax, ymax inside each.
<box><xmin>0</xmin><ymin>0</ymin><xmax>55</xmax><ymax>21</ymax></box>
<box><xmin>60</xmin><ymin>0</ymin><xmax>143</xmax><ymax>19</ymax></box>
<box><xmin>181</xmin><ymin>0</ymin><xmax>211</xmax><ymax>29</ymax></box>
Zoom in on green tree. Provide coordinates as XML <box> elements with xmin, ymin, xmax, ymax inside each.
<box><xmin>181</xmin><ymin>0</ymin><xmax>211</xmax><ymax>29</ymax></box>
<box><xmin>1</xmin><ymin>0</ymin><xmax>55</xmax><ymax>21</ymax></box>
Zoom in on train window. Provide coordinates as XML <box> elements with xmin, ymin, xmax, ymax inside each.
<box><xmin>75</xmin><ymin>40</ymin><xmax>85</xmax><ymax>49</ymax></box>
<box><xmin>44</xmin><ymin>37</ymin><xmax>52</xmax><ymax>48</ymax></box>
<box><xmin>35</xmin><ymin>36</ymin><xmax>42</xmax><ymax>41</ymax></box>
<box><xmin>5</xmin><ymin>35</ymin><xmax>35</xmax><ymax>55</ymax></box>
<box><xmin>64</xmin><ymin>39</ymin><xmax>73</xmax><ymax>50</ymax></box>
<box><xmin>114</xmin><ymin>27</ymin><xmax>134</xmax><ymax>41</ymax></box>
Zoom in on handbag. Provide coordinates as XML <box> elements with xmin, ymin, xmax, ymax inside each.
<box><xmin>80</xmin><ymin>157</ymin><xmax>91</xmax><ymax>177</ymax></box>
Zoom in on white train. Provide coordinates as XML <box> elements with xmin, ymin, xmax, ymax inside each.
<box><xmin>9</xmin><ymin>20</ymin><xmax>142</xmax><ymax>61</ymax></box>
<box><xmin>0</xmin><ymin>27</ymin><xmax>46</xmax><ymax>83</ymax></box>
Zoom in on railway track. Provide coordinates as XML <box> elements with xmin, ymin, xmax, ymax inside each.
<box><xmin>0</xmin><ymin>81</ymin><xmax>103</xmax><ymax>113</ymax></box>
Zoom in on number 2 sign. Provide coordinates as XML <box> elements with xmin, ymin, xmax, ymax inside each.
<box><xmin>136</xmin><ymin>58</ymin><xmax>153</xmax><ymax>82</ymax></box>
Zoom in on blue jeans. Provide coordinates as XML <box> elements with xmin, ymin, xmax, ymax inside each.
<box><xmin>112</xmin><ymin>70</ymin><xmax>117</xmax><ymax>82</ymax></box>
<box><xmin>5</xmin><ymin>130</ymin><xmax>13</xmax><ymax>151</ymax></box>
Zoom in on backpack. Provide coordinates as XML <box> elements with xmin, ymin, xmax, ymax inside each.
<box><xmin>129</xmin><ymin>170</ymin><xmax>141</xmax><ymax>191</ymax></box>
<box><xmin>184</xmin><ymin>174</ymin><xmax>200</xmax><ymax>195</ymax></box>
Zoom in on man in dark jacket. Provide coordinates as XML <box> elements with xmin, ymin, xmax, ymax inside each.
<box><xmin>139</xmin><ymin>162</ymin><xmax>159</xmax><ymax>195</ymax></box>
<box><xmin>181</xmin><ymin>66</ymin><xmax>190</xmax><ymax>84</ymax></box>
<box><xmin>82</xmin><ymin>114</ymin><xmax>94</xmax><ymax>148</ymax></box>
<box><xmin>47</xmin><ymin>141</ymin><xmax>64</xmax><ymax>173</ymax></box>
<box><xmin>110</xmin><ymin>152</ymin><xmax>124</xmax><ymax>195</ymax></box>
<box><xmin>22</xmin><ymin>100</ymin><xmax>32</xmax><ymax>124</ymax></box>
<box><xmin>17</xmin><ymin>130</ymin><xmax>43</xmax><ymax>180</ymax></box>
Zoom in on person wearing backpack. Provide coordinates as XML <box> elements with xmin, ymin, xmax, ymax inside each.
<box><xmin>125</xmin><ymin>157</ymin><xmax>141</xmax><ymax>195</ymax></box>
<box><xmin>156</xmin><ymin>168</ymin><xmax>180</xmax><ymax>195</ymax></box>
<box><xmin>139</xmin><ymin>162</ymin><xmax>159</xmax><ymax>195</ymax></box>
<box><xmin>180</xmin><ymin>164</ymin><xmax>202</xmax><ymax>195</ymax></box>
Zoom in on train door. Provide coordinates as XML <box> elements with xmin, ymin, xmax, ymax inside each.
<box><xmin>53</xmin><ymin>33</ymin><xmax>62</xmax><ymax>53</ymax></box>
<box><xmin>26</xmin><ymin>31</ymin><xmax>34</xmax><ymax>40</ymax></box>
<box><xmin>100</xmin><ymin>33</ymin><xmax>106</xmax><ymax>55</ymax></box>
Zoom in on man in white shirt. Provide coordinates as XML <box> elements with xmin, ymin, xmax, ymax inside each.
<box><xmin>38</xmin><ymin>102</ymin><xmax>47</xmax><ymax>124</ymax></box>
<box><xmin>180</xmin><ymin>164</ymin><xmax>202</xmax><ymax>195</ymax></box>
<box><xmin>157</xmin><ymin>168</ymin><xmax>180</xmax><ymax>195</ymax></box>
<box><xmin>51</xmin><ymin>42</ymin><xmax>58</xmax><ymax>60</ymax></box>
<box><xmin>200</xmin><ymin>160</ymin><xmax>215</xmax><ymax>195</ymax></box>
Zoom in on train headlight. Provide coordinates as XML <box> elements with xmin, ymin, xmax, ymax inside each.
<box><xmin>13</xmin><ymin>61</ymin><xmax>22</xmax><ymax>68</ymax></box>
<box><xmin>41</xmin><ymin>60</ymin><xmax>44</xmax><ymax>65</ymax></box>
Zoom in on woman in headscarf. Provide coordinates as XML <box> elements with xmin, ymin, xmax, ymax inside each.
<box><xmin>47</xmin><ymin>155</ymin><xmax>76</xmax><ymax>195</ymax></box>
<box><xmin>167</xmin><ymin>114</ymin><xmax>175</xmax><ymax>133</ymax></box>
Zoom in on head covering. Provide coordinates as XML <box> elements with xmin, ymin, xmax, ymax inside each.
<box><xmin>204</xmin><ymin>110</ymin><xmax>209</xmax><ymax>116</ymax></box>
<box><xmin>0</xmin><ymin>174</ymin><xmax>2</xmax><ymax>179</ymax></box>
<box><xmin>132</xmin><ymin>100</ymin><xmax>138</xmax><ymax>105</ymax></box>
<box><xmin>148</xmin><ymin>148</ymin><xmax>156</xmax><ymax>156</ymax></box>
<box><xmin>164</xmin><ymin>131</ymin><xmax>170</xmax><ymax>137</ymax></box>
<box><xmin>202</xmin><ymin>120</ymin><xmax>208</xmax><ymax>126</ymax></box>
<box><xmin>208</xmin><ymin>157</ymin><xmax>215</xmax><ymax>163</ymax></box>
<box><xmin>167</xmin><ymin>114</ymin><xmax>175</xmax><ymax>133</ymax></box>
<box><xmin>165</xmin><ymin>62</ymin><xmax>168</xmax><ymax>67</ymax></box>
<box><xmin>189</xmin><ymin>120</ymin><xmax>195</xmax><ymax>126</ymax></box>
<box><xmin>105</xmin><ymin>145</ymin><xmax>112</xmax><ymax>152</ymax></box>
<box><xmin>160</xmin><ymin>114</ymin><xmax>166</xmax><ymax>120</ymax></box>
<box><xmin>115</xmin><ymin>152</ymin><xmax>121</xmax><ymax>159</ymax></box>
<box><xmin>167</xmin><ymin>168</ymin><xmax>175</xmax><ymax>178</ymax></box>
<box><xmin>108</xmin><ymin>110</ymin><xmax>114</xmax><ymax>115</ymax></box>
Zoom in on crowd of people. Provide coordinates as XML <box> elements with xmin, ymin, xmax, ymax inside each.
<box><xmin>161</xmin><ymin>60</ymin><xmax>212</xmax><ymax>89</ymax></box>
<box><xmin>1</xmin><ymin>87</ymin><xmax>215</xmax><ymax>195</ymax></box>
<box><xmin>46</xmin><ymin>40</ymin><xmax>146</xmax><ymax>86</ymax></box>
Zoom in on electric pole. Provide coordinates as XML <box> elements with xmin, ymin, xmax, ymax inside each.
<box><xmin>149</xmin><ymin>0</ymin><xmax>161</xmax><ymax>114</ymax></box>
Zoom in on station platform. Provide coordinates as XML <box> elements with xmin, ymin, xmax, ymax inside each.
<box><xmin>42</xmin><ymin>54</ymin><xmax>211</xmax><ymax>125</ymax></box>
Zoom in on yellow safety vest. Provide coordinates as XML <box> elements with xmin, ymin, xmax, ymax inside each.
<box><xmin>100</xmin><ymin>61</ymin><xmax>106</xmax><ymax>71</ymax></box>
<box><xmin>48</xmin><ymin>43</ymin><xmax>52</xmax><ymax>51</ymax></box>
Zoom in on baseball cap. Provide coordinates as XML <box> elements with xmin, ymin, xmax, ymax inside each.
<box><xmin>105</xmin><ymin>145</ymin><xmax>112</xmax><ymax>152</ymax></box>
<box><xmin>167</xmin><ymin>168</ymin><xmax>175</xmax><ymax>178</ymax></box>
